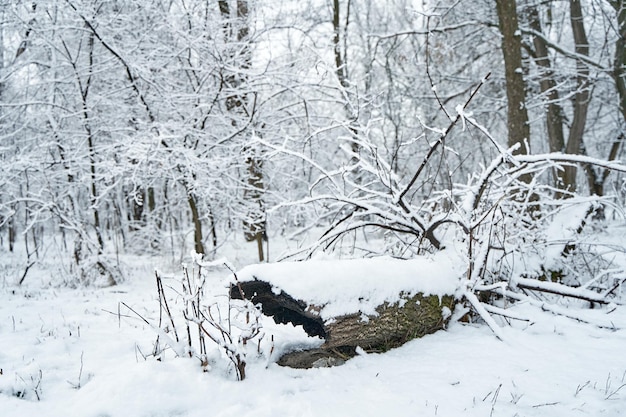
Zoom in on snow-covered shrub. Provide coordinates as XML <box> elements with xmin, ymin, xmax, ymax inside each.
<box><xmin>455</xmin><ymin>150</ymin><xmax>626</xmax><ymax>334</ymax></box>
<box><xmin>71</xmin><ymin>255</ymin><xmax>124</xmax><ymax>287</ymax></box>
<box><xmin>267</xmin><ymin>75</ymin><xmax>626</xmax><ymax>337</ymax></box>
<box><xmin>143</xmin><ymin>255</ymin><xmax>264</xmax><ymax>381</ymax></box>
<box><xmin>0</xmin><ymin>362</ymin><xmax>43</xmax><ymax>401</ymax></box>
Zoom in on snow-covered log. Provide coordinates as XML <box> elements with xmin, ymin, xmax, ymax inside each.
<box><xmin>230</xmin><ymin>255</ymin><xmax>461</xmax><ymax>368</ymax></box>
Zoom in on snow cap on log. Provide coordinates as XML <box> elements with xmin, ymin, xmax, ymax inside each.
<box><xmin>233</xmin><ymin>250</ymin><xmax>462</xmax><ymax>321</ymax></box>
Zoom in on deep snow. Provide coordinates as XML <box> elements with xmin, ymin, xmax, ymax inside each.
<box><xmin>1</xmin><ymin>242</ymin><xmax>626</xmax><ymax>417</ymax></box>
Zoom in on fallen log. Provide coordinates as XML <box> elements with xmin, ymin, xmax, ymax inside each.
<box><xmin>230</xmin><ymin>256</ymin><xmax>460</xmax><ymax>368</ymax></box>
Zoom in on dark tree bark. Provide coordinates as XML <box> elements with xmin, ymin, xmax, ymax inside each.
<box><xmin>188</xmin><ymin>195</ymin><xmax>205</xmax><ymax>255</ymax></box>
<box><xmin>496</xmin><ymin>0</ymin><xmax>531</xmax><ymax>156</ymax></box>
<box><xmin>331</xmin><ymin>0</ymin><xmax>360</xmax><ymax>159</ymax></box>
<box><xmin>563</xmin><ymin>0</ymin><xmax>592</xmax><ymax>193</ymax></box>
<box><xmin>611</xmin><ymin>1</ymin><xmax>626</xmax><ymax>122</ymax></box>
<box><xmin>218</xmin><ymin>0</ymin><xmax>266</xmax><ymax>261</ymax></box>
<box><xmin>529</xmin><ymin>7</ymin><xmax>565</xmax><ymax>154</ymax></box>
<box><xmin>527</xmin><ymin>6</ymin><xmax>567</xmax><ymax>192</ymax></box>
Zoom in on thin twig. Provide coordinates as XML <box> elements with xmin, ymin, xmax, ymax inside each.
<box><xmin>395</xmin><ymin>72</ymin><xmax>491</xmax><ymax>209</ymax></box>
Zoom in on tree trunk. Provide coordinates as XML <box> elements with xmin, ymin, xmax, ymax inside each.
<box><xmin>331</xmin><ymin>0</ymin><xmax>360</xmax><ymax>159</ymax></box>
<box><xmin>563</xmin><ymin>0</ymin><xmax>592</xmax><ymax>193</ymax></box>
<box><xmin>218</xmin><ymin>0</ymin><xmax>266</xmax><ymax>261</ymax></box>
<box><xmin>529</xmin><ymin>7</ymin><xmax>565</xmax><ymax>153</ymax></box>
<box><xmin>608</xmin><ymin>1</ymin><xmax>626</xmax><ymax>183</ymax></box>
<box><xmin>0</xmin><ymin>9</ymin><xmax>7</xmax><ymax>252</ymax></box>
<box><xmin>496</xmin><ymin>0</ymin><xmax>531</xmax><ymax>156</ymax></box>
<box><xmin>147</xmin><ymin>187</ymin><xmax>156</xmax><ymax>212</ymax></box>
<box><xmin>79</xmin><ymin>29</ymin><xmax>104</xmax><ymax>253</ymax></box>
<box><xmin>527</xmin><ymin>6</ymin><xmax>568</xmax><ymax>193</ymax></box>
<box><xmin>612</xmin><ymin>1</ymin><xmax>626</xmax><ymax>123</ymax></box>
<box><xmin>581</xmin><ymin>1</ymin><xmax>626</xmax><ymax>201</ymax></box>
<box><xmin>8</xmin><ymin>214</ymin><xmax>16</xmax><ymax>253</ymax></box>
<box><xmin>188</xmin><ymin>194</ymin><xmax>205</xmax><ymax>255</ymax></box>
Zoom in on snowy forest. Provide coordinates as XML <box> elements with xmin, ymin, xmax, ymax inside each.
<box><xmin>2</xmin><ymin>0</ymin><xmax>626</xmax><ymax>416</ymax></box>
<box><xmin>2</xmin><ymin>0</ymin><xmax>626</xmax><ymax>282</ymax></box>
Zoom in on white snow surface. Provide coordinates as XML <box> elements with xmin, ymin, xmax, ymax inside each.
<box><xmin>1</xmin><ymin>242</ymin><xmax>625</xmax><ymax>417</ymax></box>
<box><xmin>543</xmin><ymin>200</ymin><xmax>593</xmax><ymax>264</ymax></box>
<box><xmin>236</xmin><ymin>249</ymin><xmax>463</xmax><ymax>319</ymax></box>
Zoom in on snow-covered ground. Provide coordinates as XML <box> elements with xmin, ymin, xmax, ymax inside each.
<box><xmin>1</xmin><ymin>241</ymin><xmax>626</xmax><ymax>417</ymax></box>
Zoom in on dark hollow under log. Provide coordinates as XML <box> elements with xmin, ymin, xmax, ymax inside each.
<box><xmin>230</xmin><ymin>280</ymin><xmax>326</xmax><ymax>338</ymax></box>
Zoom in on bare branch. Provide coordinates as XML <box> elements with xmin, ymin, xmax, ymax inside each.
<box><xmin>513</xmin><ymin>277</ymin><xmax>614</xmax><ymax>305</ymax></box>
<box><xmin>519</xmin><ymin>26</ymin><xmax>607</xmax><ymax>71</ymax></box>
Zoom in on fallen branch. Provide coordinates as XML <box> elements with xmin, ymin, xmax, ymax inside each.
<box><xmin>498</xmin><ymin>290</ymin><xmax>622</xmax><ymax>330</ymax></box>
<box><xmin>513</xmin><ymin>277</ymin><xmax>614</xmax><ymax>305</ymax></box>
<box><xmin>481</xmin><ymin>303</ymin><xmax>530</xmax><ymax>322</ymax></box>
<box><xmin>463</xmin><ymin>290</ymin><xmax>506</xmax><ymax>341</ymax></box>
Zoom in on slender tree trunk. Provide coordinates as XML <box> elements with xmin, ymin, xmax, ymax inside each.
<box><xmin>529</xmin><ymin>9</ymin><xmax>565</xmax><ymax>154</ymax></box>
<box><xmin>563</xmin><ymin>0</ymin><xmax>592</xmax><ymax>193</ymax></box>
<box><xmin>611</xmin><ymin>1</ymin><xmax>626</xmax><ymax>166</ymax></box>
<box><xmin>148</xmin><ymin>187</ymin><xmax>156</xmax><ymax>212</ymax></box>
<box><xmin>332</xmin><ymin>0</ymin><xmax>348</xmax><ymax>89</ymax></box>
<box><xmin>579</xmin><ymin>0</ymin><xmax>626</xmax><ymax>201</ymax></box>
<box><xmin>610</xmin><ymin>1</ymin><xmax>626</xmax><ymax>130</ymax></box>
<box><xmin>496</xmin><ymin>0</ymin><xmax>531</xmax><ymax>155</ymax></box>
<box><xmin>87</xmin><ymin>131</ymin><xmax>104</xmax><ymax>251</ymax></box>
<box><xmin>527</xmin><ymin>6</ymin><xmax>568</xmax><ymax>193</ymax></box>
<box><xmin>76</xmin><ymin>29</ymin><xmax>104</xmax><ymax>252</ymax></box>
<box><xmin>331</xmin><ymin>0</ymin><xmax>360</xmax><ymax>159</ymax></box>
<box><xmin>0</xmin><ymin>10</ymin><xmax>6</xmax><ymax>251</ymax></box>
<box><xmin>207</xmin><ymin>204</ymin><xmax>218</xmax><ymax>248</ymax></box>
<box><xmin>8</xmin><ymin>213</ymin><xmax>15</xmax><ymax>252</ymax></box>
<box><xmin>188</xmin><ymin>194</ymin><xmax>205</xmax><ymax>255</ymax></box>
<box><xmin>245</xmin><ymin>153</ymin><xmax>265</xmax><ymax>261</ymax></box>
<box><xmin>218</xmin><ymin>0</ymin><xmax>266</xmax><ymax>261</ymax></box>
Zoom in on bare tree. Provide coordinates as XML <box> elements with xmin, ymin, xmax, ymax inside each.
<box><xmin>218</xmin><ymin>0</ymin><xmax>266</xmax><ymax>261</ymax></box>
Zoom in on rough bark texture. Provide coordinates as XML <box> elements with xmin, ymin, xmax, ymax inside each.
<box><xmin>218</xmin><ymin>0</ymin><xmax>266</xmax><ymax>261</ymax></box>
<box><xmin>231</xmin><ymin>280</ymin><xmax>455</xmax><ymax>368</ymax></box>
<box><xmin>612</xmin><ymin>1</ymin><xmax>626</xmax><ymax>123</ymax></box>
<box><xmin>528</xmin><ymin>6</ymin><xmax>565</xmax><ymax>155</ymax></box>
<box><xmin>188</xmin><ymin>194</ymin><xmax>205</xmax><ymax>255</ymax></box>
<box><xmin>564</xmin><ymin>0</ymin><xmax>591</xmax><ymax>193</ymax></box>
<box><xmin>527</xmin><ymin>6</ymin><xmax>568</xmax><ymax>193</ymax></box>
<box><xmin>496</xmin><ymin>0</ymin><xmax>531</xmax><ymax>155</ymax></box>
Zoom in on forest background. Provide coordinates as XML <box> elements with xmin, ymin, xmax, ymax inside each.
<box><xmin>1</xmin><ymin>0</ymin><xmax>626</xmax><ymax>299</ymax></box>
